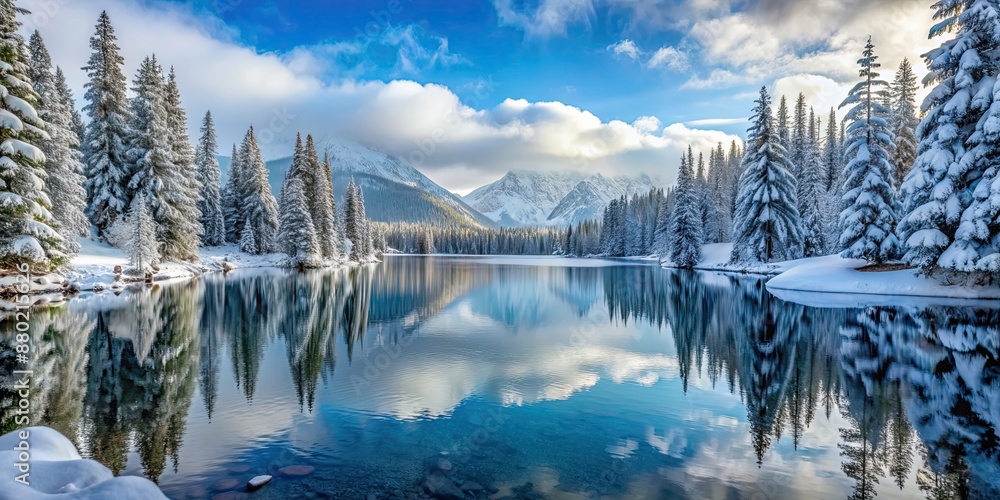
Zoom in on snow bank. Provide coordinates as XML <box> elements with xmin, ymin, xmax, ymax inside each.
<box><xmin>59</xmin><ymin>239</ymin><xmax>292</xmax><ymax>293</ymax></box>
<box><xmin>664</xmin><ymin>243</ymin><xmax>849</xmax><ymax>275</ymax></box>
<box><xmin>766</xmin><ymin>254</ymin><xmax>1000</xmax><ymax>305</ymax></box>
<box><xmin>0</xmin><ymin>426</ymin><xmax>166</xmax><ymax>499</ymax></box>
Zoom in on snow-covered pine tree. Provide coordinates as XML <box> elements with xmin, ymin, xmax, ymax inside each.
<box><xmin>889</xmin><ymin>58</ymin><xmax>919</xmax><ymax>187</ymax></box>
<box><xmin>777</xmin><ymin>95</ymin><xmax>791</xmax><ymax>149</ymax></box>
<box><xmin>790</xmin><ymin>93</ymin><xmax>809</xmax><ymax>184</ymax></box>
<box><xmin>222</xmin><ymin>142</ymin><xmax>243</xmax><ymax>243</ymax></box>
<box><xmin>356</xmin><ymin>184</ymin><xmax>373</xmax><ymax>258</ymax></box>
<box><xmin>123</xmin><ymin>199</ymin><xmax>158</xmax><ymax>272</ymax></box>
<box><xmin>305</xmin><ymin>135</ymin><xmax>337</xmax><ymax>262</ymax></box>
<box><xmin>82</xmin><ymin>11</ymin><xmax>131</xmax><ymax>238</ymax></box>
<box><xmin>239</xmin><ymin>127</ymin><xmax>279</xmax><ymax>254</ymax></box>
<box><xmin>161</xmin><ymin>66</ymin><xmax>201</xmax><ymax>260</ymax></box>
<box><xmin>839</xmin><ymin>37</ymin><xmax>901</xmax><ymax>265</ymax></box>
<box><xmin>277</xmin><ymin>175</ymin><xmax>320</xmax><ymax>267</ymax></box>
<box><xmin>196</xmin><ymin>111</ymin><xmax>224</xmax><ymax>246</ymax></box>
<box><xmin>670</xmin><ymin>150</ymin><xmax>703</xmax><ymax>268</ymax></box>
<box><xmin>823</xmin><ymin>108</ymin><xmax>842</xmax><ymax>192</ymax></box>
<box><xmin>726</xmin><ymin>140</ymin><xmax>743</xmax><ymax>218</ymax></box>
<box><xmin>894</xmin><ymin>4</ymin><xmax>1000</xmax><ymax>275</ymax></box>
<box><xmin>320</xmin><ymin>152</ymin><xmax>341</xmax><ymax>261</ymax></box>
<box><xmin>0</xmin><ymin>0</ymin><xmax>66</xmax><ymax>271</ymax></box>
<box><xmin>345</xmin><ymin>177</ymin><xmax>363</xmax><ymax>261</ymax></box>
<box><xmin>800</xmin><ymin>108</ymin><xmax>828</xmax><ymax>257</ymax></box>
<box><xmin>731</xmin><ymin>87</ymin><xmax>803</xmax><ymax>264</ymax></box>
<box><xmin>239</xmin><ymin>215</ymin><xmax>257</xmax><ymax>254</ymax></box>
<box><xmin>125</xmin><ymin>56</ymin><xmax>180</xmax><ymax>259</ymax></box>
<box><xmin>28</xmin><ymin>32</ymin><xmax>88</xmax><ymax>253</ymax></box>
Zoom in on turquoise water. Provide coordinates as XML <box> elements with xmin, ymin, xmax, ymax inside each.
<box><xmin>1</xmin><ymin>256</ymin><xmax>998</xmax><ymax>499</ymax></box>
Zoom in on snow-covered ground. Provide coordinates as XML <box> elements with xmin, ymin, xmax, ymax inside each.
<box><xmin>0</xmin><ymin>427</ymin><xmax>166</xmax><ymax>499</ymax></box>
<box><xmin>664</xmin><ymin>242</ymin><xmax>1000</xmax><ymax>304</ymax></box>
<box><xmin>766</xmin><ymin>254</ymin><xmax>1000</xmax><ymax>305</ymax></box>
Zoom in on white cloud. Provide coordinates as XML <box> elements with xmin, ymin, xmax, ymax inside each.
<box><xmin>646</xmin><ymin>46</ymin><xmax>689</xmax><ymax>71</ymax></box>
<box><xmin>26</xmin><ymin>0</ymin><xmax>738</xmax><ymax>194</ymax></box>
<box><xmin>683</xmin><ymin>118</ymin><xmax>747</xmax><ymax>127</ymax></box>
<box><xmin>608</xmin><ymin>39</ymin><xmax>641</xmax><ymax>61</ymax></box>
<box><xmin>492</xmin><ymin>0</ymin><xmax>595</xmax><ymax>39</ymax></box>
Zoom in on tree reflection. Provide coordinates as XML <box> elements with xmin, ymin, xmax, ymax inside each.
<box><xmin>1</xmin><ymin>258</ymin><xmax>998</xmax><ymax>498</ymax></box>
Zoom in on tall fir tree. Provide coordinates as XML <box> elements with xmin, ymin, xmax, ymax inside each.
<box><xmin>889</xmin><ymin>58</ymin><xmax>918</xmax><ymax>187</ymax></box>
<box><xmin>161</xmin><ymin>66</ymin><xmax>202</xmax><ymax>259</ymax></box>
<box><xmin>123</xmin><ymin>199</ymin><xmax>159</xmax><ymax>272</ymax></box>
<box><xmin>799</xmin><ymin>108</ymin><xmax>828</xmax><ymax>257</ymax></box>
<box><xmin>731</xmin><ymin>87</ymin><xmax>803</xmax><ymax>264</ymax></box>
<box><xmin>0</xmin><ymin>0</ymin><xmax>67</xmax><ymax>270</ymax></box>
<box><xmin>239</xmin><ymin>127</ymin><xmax>279</xmax><ymax>254</ymax></box>
<box><xmin>321</xmin><ymin>152</ymin><xmax>341</xmax><ymax>261</ymax></box>
<box><xmin>125</xmin><ymin>56</ymin><xmax>185</xmax><ymax>260</ymax></box>
<box><xmin>28</xmin><ymin>32</ymin><xmax>88</xmax><ymax>253</ymax></box>
<box><xmin>669</xmin><ymin>151</ymin><xmax>703</xmax><ymax>268</ymax></box>
<box><xmin>196</xmin><ymin>111</ymin><xmax>225</xmax><ymax>246</ymax></box>
<box><xmin>839</xmin><ymin>37</ymin><xmax>900</xmax><ymax>264</ymax></box>
<box><xmin>898</xmin><ymin>0</ymin><xmax>1000</xmax><ymax>275</ymax></box>
<box><xmin>82</xmin><ymin>11</ymin><xmax>131</xmax><ymax>238</ymax></box>
<box><xmin>222</xmin><ymin>142</ymin><xmax>243</xmax><ymax>243</ymax></box>
<box><xmin>345</xmin><ymin>178</ymin><xmax>364</xmax><ymax>261</ymax></box>
<box><xmin>776</xmin><ymin>95</ymin><xmax>791</xmax><ymax>149</ymax></box>
<box><xmin>277</xmin><ymin>174</ymin><xmax>321</xmax><ymax>266</ymax></box>
<box><xmin>309</xmin><ymin>146</ymin><xmax>338</xmax><ymax>261</ymax></box>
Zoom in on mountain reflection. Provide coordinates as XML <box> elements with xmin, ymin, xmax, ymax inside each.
<box><xmin>0</xmin><ymin>256</ymin><xmax>997</xmax><ymax>498</ymax></box>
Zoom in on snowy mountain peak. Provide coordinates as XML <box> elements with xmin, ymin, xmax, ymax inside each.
<box><xmin>545</xmin><ymin>173</ymin><xmax>661</xmax><ymax>226</ymax></box>
<box><xmin>463</xmin><ymin>170</ymin><xmax>588</xmax><ymax>226</ymax></box>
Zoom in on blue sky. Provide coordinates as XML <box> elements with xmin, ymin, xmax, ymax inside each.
<box><xmin>183</xmin><ymin>0</ymin><xmax>725</xmax><ymax>126</ymax></box>
<box><xmin>29</xmin><ymin>0</ymin><xmax>937</xmax><ymax>193</ymax></box>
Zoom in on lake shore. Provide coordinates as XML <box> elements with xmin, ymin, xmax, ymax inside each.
<box><xmin>663</xmin><ymin>242</ymin><xmax>1000</xmax><ymax>304</ymax></box>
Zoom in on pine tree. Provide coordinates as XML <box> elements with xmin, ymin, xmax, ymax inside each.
<box><xmin>320</xmin><ymin>153</ymin><xmax>341</xmax><ymax>261</ymax></box>
<box><xmin>356</xmin><ymin>184</ymin><xmax>372</xmax><ymax>258</ymax></box>
<box><xmin>669</xmin><ymin>151</ymin><xmax>703</xmax><ymax>268</ymax></box>
<box><xmin>239</xmin><ymin>215</ymin><xmax>257</xmax><ymax>254</ymax></box>
<box><xmin>776</xmin><ymin>95</ymin><xmax>791</xmax><ymax>149</ymax></box>
<box><xmin>239</xmin><ymin>127</ymin><xmax>279</xmax><ymax>254</ymax></box>
<box><xmin>222</xmin><ymin>143</ymin><xmax>243</xmax><ymax>243</ymax></box>
<box><xmin>122</xmin><ymin>199</ymin><xmax>158</xmax><ymax>272</ymax></box>
<box><xmin>125</xmin><ymin>56</ymin><xmax>182</xmax><ymax>259</ymax></box>
<box><xmin>345</xmin><ymin>178</ymin><xmax>364</xmax><ymax>261</ymax></box>
<box><xmin>196</xmin><ymin>111</ymin><xmax>225</xmax><ymax>246</ymax></box>
<box><xmin>277</xmin><ymin>175</ymin><xmax>320</xmax><ymax>267</ymax></box>
<box><xmin>889</xmin><ymin>58</ymin><xmax>918</xmax><ymax>187</ymax></box>
<box><xmin>799</xmin><ymin>109</ymin><xmax>828</xmax><ymax>257</ymax></box>
<box><xmin>82</xmin><ymin>11</ymin><xmax>131</xmax><ymax>238</ymax></box>
<box><xmin>0</xmin><ymin>0</ymin><xmax>66</xmax><ymax>271</ymax></box>
<box><xmin>28</xmin><ymin>32</ymin><xmax>88</xmax><ymax>253</ymax></box>
<box><xmin>898</xmin><ymin>0</ymin><xmax>1000</xmax><ymax>275</ymax></box>
<box><xmin>731</xmin><ymin>87</ymin><xmax>803</xmax><ymax>264</ymax></box>
<box><xmin>306</xmin><ymin>135</ymin><xmax>337</xmax><ymax>261</ymax></box>
<box><xmin>839</xmin><ymin>37</ymin><xmax>900</xmax><ymax>264</ymax></box>
<box><xmin>161</xmin><ymin>67</ymin><xmax>201</xmax><ymax>259</ymax></box>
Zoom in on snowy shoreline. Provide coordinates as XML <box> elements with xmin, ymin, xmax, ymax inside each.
<box><xmin>0</xmin><ymin>238</ymin><xmax>377</xmax><ymax>310</ymax></box>
<box><xmin>663</xmin><ymin>243</ymin><xmax>1000</xmax><ymax>304</ymax></box>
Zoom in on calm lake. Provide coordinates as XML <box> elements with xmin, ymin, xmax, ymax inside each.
<box><xmin>1</xmin><ymin>256</ymin><xmax>998</xmax><ymax>499</ymax></box>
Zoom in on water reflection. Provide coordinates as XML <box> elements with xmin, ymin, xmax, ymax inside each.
<box><xmin>0</xmin><ymin>257</ymin><xmax>997</xmax><ymax>498</ymax></box>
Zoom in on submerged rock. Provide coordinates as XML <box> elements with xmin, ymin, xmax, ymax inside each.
<box><xmin>422</xmin><ymin>471</ymin><xmax>465</xmax><ymax>500</ymax></box>
<box><xmin>247</xmin><ymin>475</ymin><xmax>272</xmax><ymax>491</ymax></box>
<box><xmin>212</xmin><ymin>478</ymin><xmax>239</xmax><ymax>491</ymax></box>
<box><xmin>279</xmin><ymin>465</ymin><xmax>315</xmax><ymax>477</ymax></box>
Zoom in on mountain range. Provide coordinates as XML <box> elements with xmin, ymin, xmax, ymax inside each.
<box><xmin>219</xmin><ymin>139</ymin><xmax>660</xmax><ymax>228</ymax></box>
<box><xmin>219</xmin><ymin>139</ymin><xmax>494</xmax><ymax>228</ymax></box>
<box><xmin>464</xmin><ymin>170</ymin><xmax>661</xmax><ymax>226</ymax></box>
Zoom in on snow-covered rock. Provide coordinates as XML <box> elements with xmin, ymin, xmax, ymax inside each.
<box><xmin>463</xmin><ymin>170</ymin><xmax>586</xmax><ymax>226</ymax></box>
<box><xmin>0</xmin><ymin>426</ymin><xmax>166</xmax><ymax>499</ymax></box>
